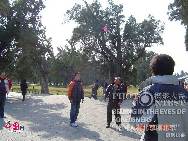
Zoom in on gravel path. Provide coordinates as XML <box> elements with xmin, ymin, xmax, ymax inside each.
<box><xmin>0</xmin><ymin>92</ymin><xmax>140</xmax><ymax>141</ymax></box>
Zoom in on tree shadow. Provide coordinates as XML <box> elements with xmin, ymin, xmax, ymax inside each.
<box><xmin>5</xmin><ymin>95</ymin><xmax>103</xmax><ymax>141</ymax></box>
<box><xmin>109</xmin><ymin>126</ymin><xmax>141</xmax><ymax>140</ymax></box>
<box><xmin>94</xmin><ymin>98</ymin><xmax>140</xmax><ymax>140</ymax></box>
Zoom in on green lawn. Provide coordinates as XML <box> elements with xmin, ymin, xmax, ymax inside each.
<box><xmin>12</xmin><ymin>84</ymin><xmax>139</xmax><ymax>97</ymax></box>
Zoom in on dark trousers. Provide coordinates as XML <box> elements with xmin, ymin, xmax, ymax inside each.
<box><xmin>91</xmin><ymin>89</ymin><xmax>97</xmax><ymax>99</ymax></box>
<box><xmin>107</xmin><ymin>103</ymin><xmax>121</xmax><ymax>126</ymax></box>
<box><xmin>22</xmin><ymin>91</ymin><xmax>26</xmax><ymax>101</ymax></box>
<box><xmin>0</xmin><ymin>94</ymin><xmax>6</xmax><ymax>118</ymax></box>
<box><xmin>70</xmin><ymin>102</ymin><xmax>80</xmax><ymax>123</ymax></box>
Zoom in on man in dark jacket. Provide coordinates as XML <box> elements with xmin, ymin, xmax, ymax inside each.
<box><xmin>0</xmin><ymin>72</ymin><xmax>8</xmax><ymax>118</ymax></box>
<box><xmin>105</xmin><ymin>77</ymin><xmax>126</xmax><ymax>128</ymax></box>
<box><xmin>20</xmin><ymin>79</ymin><xmax>28</xmax><ymax>101</ymax></box>
<box><xmin>131</xmin><ymin>54</ymin><xmax>188</xmax><ymax>141</ymax></box>
<box><xmin>68</xmin><ymin>72</ymin><xmax>84</xmax><ymax>127</ymax></box>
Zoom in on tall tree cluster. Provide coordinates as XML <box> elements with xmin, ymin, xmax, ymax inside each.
<box><xmin>65</xmin><ymin>0</ymin><xmax>164</xmax><ymax>83</ymax></box>
<box><xmin>0</xmin><ymin>0</ymin><xmax>53</xmax><ymax>93</ymax></box>
<box><xmin>168</xmin><ymin>0</ymin><xmax>188</xmax><ymax>50</ymax></box>
<box><xmin>1</xmin><ymin>0</ymin><xmax>166</xmax><ymax>89</ymax></box>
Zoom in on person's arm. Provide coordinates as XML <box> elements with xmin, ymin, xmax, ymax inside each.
<box><xmin>26</xmin><ymin>83</ymin><xmax>28</xmax><ymax>89</ymax></box>
<box><xmin>81</xmin><ymin>83</ymin><xmax>84</xmax><ymax>100</ymax></box>
<box><xmin>67</xmin><ymin>81</ymin><xmax>74</xmax><ymax>102</ymax></box>
<box><xmin>8</xmin><ymin>79</ymin><xmax>12</xmax><ymax>90</ymax></box>
<box><xmin>105</xmin><ymin>85</ymin><xmax>111</xmax><ymax>99</ymax></box>
<box><xmin>20</xmin><ymin>83</ymin><xmax>22</xmax><ymax>90</ymax></box>
<box><xmin>131</xmin><ymin>93</ymin><xmax>143</xmax><ymax>118</ymax></box>
<box><xmin>4</xmin><ymin>80</ymin><xmax>9</xmax><ymax>94</ymax></box>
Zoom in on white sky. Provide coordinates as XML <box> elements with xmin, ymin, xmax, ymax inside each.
<box><xmin>41</xmin><ymin>0</ymin><xmax>188</xmax><ymax>73</ymax></box>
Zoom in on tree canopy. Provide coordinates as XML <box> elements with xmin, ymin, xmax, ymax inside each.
<box><xmin>0</xmin><ymin>0</ymin><xmax>53</xmax><ymax>93</ymax></box>
<box><xmin>168</xmin><ymin>0</ymin><xmax>188</xmax><ymax>50</ymax></box>
<box><xmin>66</xmin><ymin>0</ymin><xmax>164</xmax><ymax>82</ymax></box>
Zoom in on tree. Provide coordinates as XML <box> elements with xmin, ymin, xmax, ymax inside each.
<box><xmin>136</xmin><ymin>51</ymin><xmax>157</xmax><ymax>85</ymax></box>
<box><xmin>0</xmin><ymin>0</ymin><xmax>15</xmax><ymax>73</ymax></box>
<box><xmin>0</xmin><ymin>0</ymin><xmax>9</xmax><ymax>16</ymax></box>
<box><xmin>50</xmin><ymin>45</ymin><xmax>92</xmax><ymax>85</ymax></box>
<box><xmin>168</xmin><ymin>0</ymin><xmax>188</xmax><ymax>50</ymax></box>
<box><xmin>11</xmin><ymin>0</ymin><xmax>53</xmax><ymax>93</ymax></box>
<box><xmin>0</xmin><ymin>0</ymin><xmax>53</xmax><ymax>94</ymax></box>
<box><xmin>65</xmin><ymin>0</ymin><xmax>164</xmax><ymax>82</ymax></box>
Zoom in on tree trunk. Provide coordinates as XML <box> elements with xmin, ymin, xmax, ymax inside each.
<box><xmin>40</xmin><ymin>73</ymin><xmax>49</xmax><ymax>94</ymax></box>
<box><xmin>39</xmin><ymin>59</ymin><xmax>49</xmax><ymax>94</ymax></box>
<box><xmin>116</xmin><ymin>16</ymin><xmax>122</xmax><ymax>77</ymax></box>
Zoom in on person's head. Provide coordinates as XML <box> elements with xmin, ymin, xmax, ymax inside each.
<box><xmin>0</xmin><ymin>72</ymin><xmax>6</xmax><ymax>79</ymax></box>
<box><xmin>150</xmin><ymin>54</ymin><xmax>175</xmax><ymax>76</ymax></box>
<box><xmin>21</xmin><ymin>79</ymin><xmax>26</xmax><ymax>83</ymax></box>
<box><xmin>74</xmin><ymin>72</ymin><xmax>80</xmax><ymax>81</ymax></box>
<box><xmin>114</xmin><ymin>77</ymin><xmax>121</xmax><ymax>85</ymax></box>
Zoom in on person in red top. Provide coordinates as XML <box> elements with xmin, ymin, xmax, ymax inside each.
<box><xmin>67</xmin><ymin>72</ymin><xmax>84</xmax><ymax>127</ymax></box>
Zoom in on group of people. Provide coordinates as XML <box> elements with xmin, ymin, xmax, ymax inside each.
<box><xmin>1</xmin><ymin>54</ymin><xmax>188</xmax><ymax>141</ymax></box>
<box><xmin>67</xmin><ymin>72</ymin><xmax>127</xmax><ymax>128</ymax></box>
<box><xmin>0</xmin><ymin>72</ymin><xmax>28</xmax><ymax>120</ymax></box>
<box><xmin>67</xmin><ymin>54</ymin><xmax>188</xmax><ymax>141</ymax></box>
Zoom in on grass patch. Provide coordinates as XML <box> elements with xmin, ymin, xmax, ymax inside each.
<box><xmin>127</xmin><ymin>85</ymin><xmax>139</xmax><ymax>94</ymax></box>
<box><xmin>12</xmin><ymin>84</ymin><xmax>138</xmax><ymax>97</ymax></box>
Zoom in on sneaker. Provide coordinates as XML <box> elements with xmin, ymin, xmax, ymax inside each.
<box><xmin>117</xmin><ymin>124</ymin><xmax>123</xmax><ymax>131</ymax></box>
<box><xmin>70</xmin><ymin>122</ymin><xmax>78</xmax><ymax>127</ymax></box>
<box><xmin>106</xmin><ymin>124</ymin><xmax>110</xmax><ymax>128</ymax></box>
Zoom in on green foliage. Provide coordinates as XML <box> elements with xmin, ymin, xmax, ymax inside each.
<box><xmin>168</xmin><ymin>0</ymin><xmax>188</xmax><ymax>50</ymax></box>
<box><xmin>0</xmin><ymin>0</ymin><xmax>9</xmax><ymax>16</ymax></box>
<box><xmin>0</xmin><ymin>0</ymin><xmax>52</xmax><ymax>93</ymax></box>
<box><xmin>66</xmin><ymin>0</ymin><xmax>164</xmax><ymax>83</ymax></box>
<box><xmin>168</xmin><ymin>0</ymin><xmax>188</xmax><ymax>24</ymax></box>
<box><xmin>12</xmin><ymin>84</ymin><xmax>138</xmax><ymax>96</ymax></box>
<box><xmin>49</xmin><ymin>45</ymin><xmax>102</xmax><ymax>85</ymax></box>
<box><xmin>136</xmin><ymin>51</ymin><xmax>156</xmax><ymax>85</ymax></box>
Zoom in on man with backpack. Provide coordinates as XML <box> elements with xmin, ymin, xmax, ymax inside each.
<box><xmin>105</xmin><ymin>77</ymin><xmax>127</xmax><ymax>129</ymax></box>
<box><xmin>67</xmin><ymin>72</ymin><xmax>84</xmax><ymax>127</ymax></box>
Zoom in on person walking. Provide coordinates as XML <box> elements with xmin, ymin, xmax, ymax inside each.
<box><xmin>67</xmin><ymin>72</ymin><xmax>84</xmax><ymax>127</ymax></box>
<box><xmin>20</xmin><ymin>79</ymin><xmax>28</xmax><ymax>101</ymax></box>
<box><xmin>91</xmin><ymin>80</ymin><xmax>99</xmax><ymax>100</ymax></box>
<box><xmin>103</xmin><ymin>81</ymin><xmax>108</xmax><ymax>96</ymax></box>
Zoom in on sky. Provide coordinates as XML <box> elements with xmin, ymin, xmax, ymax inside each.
<box><xmin>41</xmin><ymin>0</ymin><xmax>188</xmax><ymax>74</ymax></box>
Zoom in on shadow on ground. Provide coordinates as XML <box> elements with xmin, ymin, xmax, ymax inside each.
<box><xmin>109</xmin><ymin>126</ymin><xmax>141</xmax><ymax>140</ymax></box>
<box><xmin>90</xmin><ymin>98</ymin><xmax>140</xmax><ymax>140</ymax></box>
<box><xmin>5</xmin><ymin>95</ymin><xmax>103</xmax><ymax>141</ymax></box>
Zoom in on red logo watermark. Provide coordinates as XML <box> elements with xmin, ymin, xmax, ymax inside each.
<box><xmin>4</xmin><ymin>121</ymin><xmax>24</xmax><ymax>132</ymax></box>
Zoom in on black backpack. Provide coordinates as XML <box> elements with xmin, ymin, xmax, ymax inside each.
<box><xmin>0</xmin><ymin>79</ymin><xmax>6</xmax><ymax>94</ymax></box>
